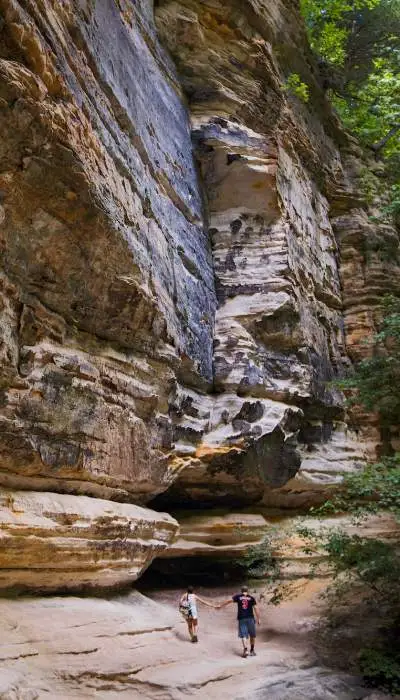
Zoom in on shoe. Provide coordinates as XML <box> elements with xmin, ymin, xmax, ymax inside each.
<box><xmin>242</xmin><ymin>648</ymin><xmax>248</xmax><ymax>658</ymax></box>
<box><xmin>250</xmin><ymin>650</ymin><xmax>256</xmax><ymax>656</ymax></box>
<box><xmin>192</xmin><ymin>635</ymin><xmax>198</xmax><ymax>643</ymax></box>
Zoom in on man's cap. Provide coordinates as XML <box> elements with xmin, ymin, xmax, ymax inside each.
<box><xmin>241</xmin><ymin>585</ymin><xmax>249</xmax><ymax>592</ymax></box>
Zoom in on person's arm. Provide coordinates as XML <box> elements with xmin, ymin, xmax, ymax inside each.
<box><xmin>196</xmin><ymin>595</ymin><xmax>217</xmax><ymax>608</ymax></box>
<box><xmin>253</xmin><ymin>603</ymin><xmax>260</xmax><ymax>624</ymax></box>
<box><xmin>216</xmin><ymin>598</ymin><xmax>234</xmax><ymax>609</ymax></box>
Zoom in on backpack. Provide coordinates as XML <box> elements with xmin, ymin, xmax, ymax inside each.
<box><xmin>179</xmin><ymin>594</ymin><xmax>191</xmax><ymax>619</ymax></box>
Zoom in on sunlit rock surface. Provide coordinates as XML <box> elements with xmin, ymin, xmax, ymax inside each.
<box><xmin>0</xmin><ymin>490</ymin><xmax>178</xmax><ymax>592</ymax></box>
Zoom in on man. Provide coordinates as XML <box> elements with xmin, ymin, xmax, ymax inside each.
<box><xmin>218</xmin><ymin>586</ymin><xmax>260</xmax><ymax>657</ymax></box>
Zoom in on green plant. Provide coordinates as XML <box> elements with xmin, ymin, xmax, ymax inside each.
<box><xmin>300</xmin><ymin>0</ymin><xmax>400</xmax><ymax>225</ymax></box>
<box><xmin>285</xmin><ymin>73</ymin><xmax>310</xmax><ymax>102</ymax></box>
<box><xmin>359</xmin><ymin>647</ymin><xmax>400</xmax><ymax>693</ymax></box>
<box><xmin>314</xmin><ymin>453</ymin><xmax>400</xmax><ymax>525</ymax></box>
<box><xmin>338</xmin><ymin>295</ymin><xmax>400</xmax><ymax>429</ymax></box>
<box><xmin>357</xmin><ymin>167</ymin><xmax>381</xmax><ymax>204</ymax></box>
<box><xmin>231</xmin><ymin>534</ymin><xmax>281</xmax><ymax>581</ymax></box>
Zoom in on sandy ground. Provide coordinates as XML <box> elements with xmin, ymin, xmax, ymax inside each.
<box><xmin>0</xmin><ymin>580</ymin><xmax>384</xmax><ymax>699</ymax></box>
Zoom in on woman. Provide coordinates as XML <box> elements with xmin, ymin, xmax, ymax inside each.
<box><xmin>179</xmin><ymin>585</ymin><xmax>215</xmax><ymax>642</ymax></box>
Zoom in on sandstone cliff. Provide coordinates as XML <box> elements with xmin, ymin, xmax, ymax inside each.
<box><xmin>0</xmin><ymin>0</ymin><xmax>399</xmax><ymax>593</ymax></box>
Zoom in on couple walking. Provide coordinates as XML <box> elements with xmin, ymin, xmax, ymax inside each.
<box><xmin>179</xmin><ymin>585</ymin><xmax>260</xmax><ymax>658</ymax></box>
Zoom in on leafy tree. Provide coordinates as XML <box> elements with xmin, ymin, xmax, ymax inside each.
<box><xmin>300</xmin><ymin>0</ymin><xmax>400</xmax><ymax>206</ymax></box>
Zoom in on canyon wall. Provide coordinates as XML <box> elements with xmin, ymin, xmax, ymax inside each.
<box><xmin>0</xmin><ymin>0</ymin><xmax>399</xmax><ymax>592</ymax></box>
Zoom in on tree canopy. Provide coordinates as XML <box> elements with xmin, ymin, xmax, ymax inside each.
<box><xmin>300</xmin><ymin>0</ymin><xmax>400</xmax><ymax>192</ymax></box>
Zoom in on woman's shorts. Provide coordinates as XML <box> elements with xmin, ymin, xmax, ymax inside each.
<box><xmin>189</xmin><ymin>607</ymin><xmax>198</xmax><ymax>620</ymax></box>
<box><xmin>238</xmin><ymin>618</ymin><xmax>256</xmax><ymax>638</ymax></box>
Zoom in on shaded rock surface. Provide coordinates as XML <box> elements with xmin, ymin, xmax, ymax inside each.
<box><xmin>159</xmin><ymin>511</ymin><xmax>267</xmax><ymax>559</ymax></box>
<box><xmin>153</xmin><ymin>0</ymin><xmax>396</xmax><ymax>505</ymax></box>
<box><xmin>149</xmin><ymin>510</ymin><xmax>398</xmax><ymax>583</ymax></box>
<box><xmin>0</xmin><ymin>0</ymin><xmax>215</xmax><ymax>504</ymax></box>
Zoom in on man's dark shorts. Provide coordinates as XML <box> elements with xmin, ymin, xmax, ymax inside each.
<box><xmin>238</xmin><ymin>618</ymin><xmax>256</xmax><ymax>638</ymax></box>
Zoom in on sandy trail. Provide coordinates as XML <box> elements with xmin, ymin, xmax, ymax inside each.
<box><xmin>140</xmin><ymin>580</ymin><xmax>366</xmax><ymax>700</ymax></box>
<box><xmin>0</xmin><ymin>581</ymin><xmax>379</xmax><ymax>699</ymax></box>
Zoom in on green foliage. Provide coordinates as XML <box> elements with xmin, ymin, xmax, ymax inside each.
<box><xmin>301</xmin><ymin>0</ymin><xmax>384</xmax><ymax>66</ymax></box>
<box><xmin>231</xmin><ymin>534</ymin><xmax>281</xmax><ymax>581</ymax></box>
<box><xmin>300</xmin><ymin>0</ymin><xmax>400</xmax><ymax>220</ymax></box>
<box><xmin>381</xmin><ymin>182</ymin><xmax>400</xmax><ymax>222</ymax></box>
<box><xmin>315</xmin><ymin>22</ymin><xmax>348</xmax><ymax>65</ymax></box>
<box><xmin>323</xmin><ymin>530</ymin><xmax>400</xmax><ymax>590</ymax></box>
<box><xmin>316</xmin><ymin>455</ymin><xmax>400</xmax><ymax>520</ymax></box>
<box><xmin>297</xmin><ymin>523</ymin><xmax>400</xmax><ymax>691</ymax></box>
<box><xmin>332</xmin><ymin>60</ymin><xmax>400</xmax><ymax>157</ymax></box>
<box><xmin>285</xmin><ymin>73</ymin><xmax>310</xmax><ymax>102</ymax></box>
<box><xmin>357</xmin><ymin>166</ymin><xmax>381</xmax><ymax>204</ymax></box>
<box><xmin>359</xmin><ymin>648</ymin><xmax>400</xmax><ymax>693</ymax></box>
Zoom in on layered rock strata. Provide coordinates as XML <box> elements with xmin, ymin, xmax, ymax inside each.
<box><xmin>0</xmin><ymin>489</ymin><xmax>178</xmax><ymax>591</ymax></box>
<box><xmin>0</xmin><ymin>0</ymin><xmax>374</xmax><ymax>520</ymax></box>
<box><xmin>154</xmin><ymin>0</ymin><xmax>386</xmax><ymax>505</ymax></box>
<box><xmin>154</xmin><ymin>510</ymin><xmax>398</xmax><ymax>582</ymax></box>
<box><xmin>0</xmin><ymin>0</ymin><xmax>399</xmax><ymax>598</ymax></box>
<box><xmin>159</xmin><ymin>511</ymin><xmax>268</xmax><ymax>559</ymax></box>
<box><xmin>0</xmin><ymin>0</ymin><xmax>216</xmax><ymax>504</ymax></box>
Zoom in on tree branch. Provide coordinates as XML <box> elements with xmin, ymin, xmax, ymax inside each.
<box><xmin>371</xmin><ymin>124</ymin><xmax>400</xmax><ymax>153</ymax></box>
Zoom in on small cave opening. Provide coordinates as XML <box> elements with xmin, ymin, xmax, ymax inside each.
<box><xmin>137</xmin><ymin>555</ymin><xmax>261</xmax><ymax>593</ymax></box>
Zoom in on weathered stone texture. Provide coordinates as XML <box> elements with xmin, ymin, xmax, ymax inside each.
<box><xmin>0</xmin><ymin>589</ymin><xmax>381</xmax><ymax>700</ymax></box>
<box><xmin>159</xmin><ymin>511</ymin><xmax>268</xmax><ymax>559</ymax></box>
<box><xmin>154</xmin><ymin>0</ymin><xmax>379</xmax><ymax>504</ymax></box>
<box><xmin>0</xmin><ymin>489</ymin><xmax>178</xmax><ymax>591</ymax></box>
<box><xmin>0</xmin><ymin>0</ymin><xmax>216</xmax><ymax>502</ymax></box>
<box><xmin>0</xmin><ymin>0</ymin><xmax>399</xmax><ymax>593</ymax></box>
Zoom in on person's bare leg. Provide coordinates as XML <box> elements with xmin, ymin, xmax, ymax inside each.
<box><xmin>192</xmin><ymin>619</ymin><xmax>198</xmax><ymax>642</ymax></box>
<box><xmin>187</xmin><ymin>619</ymin><xmax>194</xmax><ymax>641</ymax></box>
<box><xmin>250</xmin><ymin>636</ymin><xmax>256</xmax><ymax>656</ymax></box>
<box><xmin>241</xmin><ymin>635</ymin><xmax>249</xmax><ymax>657</ymax></box>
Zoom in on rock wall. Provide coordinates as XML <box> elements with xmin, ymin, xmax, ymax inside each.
<box><xmin>154</xmin><ymin>0</ymin><xmax>398</xmax><ymax>506</ymax></box>
<box><xmin>0</xmin><ymin>0</ymin><xmax>216</xmax><ymax>506</ymax></box>
<box><xmin>0</xmin><ymin>0</ymin><xmax>399</xmax><ymax>590</ymax></box>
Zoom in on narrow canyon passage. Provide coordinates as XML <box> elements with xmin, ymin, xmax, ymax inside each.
<box><xmin>0</xmin><ymin>1</ymin><xmax>399</xmax><ymax>698</ymax></box>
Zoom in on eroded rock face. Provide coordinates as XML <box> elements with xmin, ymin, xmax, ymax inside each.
<box><xmin>0</xmin><ymin>0</ymin><xmax>399</xmax><ymax>543</ymax></box>
<box><xmin>154</xmin><ymin>0</ymin><xmax>384</xmax><ymax>505</ymax></box>
<box><xmin>0</xmin><ymin>489</ymin><xmax>178</xmax><ymax>592</ymax></box>
<box><xmin>0</xmin><ymin>0</ymin><xmax>215</xmax><ymax>503</ymax></box>
<box><xmin>159</xmin><ymin>511</ymin><xmax>268</xmax><ymax>559</ymax></box>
